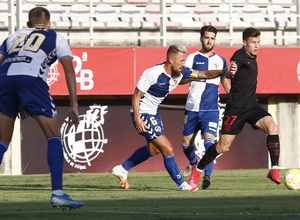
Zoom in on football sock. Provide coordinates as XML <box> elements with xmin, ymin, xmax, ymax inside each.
<box><xmin>0</xmin><ymin>141</ymin><xmax>8</xmax><ymax>165</ymax></box>
<box><xmin>267</xmin><ymin>135</ymin><xmax>280</xmax><ymax>166</ymax></box>
<box><xmin>197</xmin><ymin>143</ymin><xmax>219</xmax><ymax>170</ymax></box>
<box><xmin>47</xmin><ymin>136</ymin><xmax>64</xmax><ymax>191</ymax></box>
<box><xmin>163</xmin><ymin>154</ymin><xmax>185</xmax><ymax>187</ymax></box>
<box><xmin>122</xmin><ymin>145</ymin><xmax>154</xmax><ymax>171</ymax></box>
<box><xmin>203</xmin><ymin>138</ymin><xmax>215</xmax><ymax>177</ymax></box>
<box><xmin>52</xmin><ymin>190</ymin><xmax>64</xmax><ymax>196</ymax></box>
<box><xmin>182</xmin><ymin>143</ymin><xmax>197</xmax><ymax>165</ymax></box>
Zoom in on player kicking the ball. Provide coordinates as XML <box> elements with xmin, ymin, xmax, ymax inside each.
<box><xmin>112</xmin><ymin>44</ymin><xmax>236</xmax><ymax>191</ymax></box>
<box><xmin>0</xmin><ymin>7</ymin><xmax>83</xmax><ymax>209</ymax></box>
<box><xmin>189</xmin><ymin>27</ymin><xmax>282</xmax><ymax>189</ymax></box>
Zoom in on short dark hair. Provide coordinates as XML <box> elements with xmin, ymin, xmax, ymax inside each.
<box><xmin>200</xmin><ymin>25</ymin><xmax>217</xmax><ymax>37</ymax></box>
<box><xmin>28</xmin><ymin>7</ymin><xmax>50</xmax><ymax>27</ymax></box>
<box><xmin>243</xmin><ymin>27</ymin><xmax>261</xmax><ymax>41</ymax></box>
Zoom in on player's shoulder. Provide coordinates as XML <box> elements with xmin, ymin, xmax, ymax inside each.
<box><xmin>143</xmin><ymin>63</ymin><xmax>165</xmax><ymax>77</ymax></box>
<box><xmin>213</xmin><ymin>52</ymin><xmax>225</xmax><ymax>58</ymax></box>
<box><xmin>148</xmin><ymin>62</ymin><xmax>165</xmax><ymax>72</ymax></box>
<box><xmin>233</xmin><ymin>47</ymin><xmax>245</xmax><ymax>56</ymax></box>
<box><xmin>9</xmin><ymin>28</ymin><xmax>32</xmax><ymax>37</ymax></box>
<box><xmin>231</xmin><ymin>47</ymin><xmax>245</xmax><ymax>61</ymax></box>
<box><xmin>211</xmin><ymin>52</ymin><xmax>226</xmax><ymax>61</ymax></box>
<box><xmin>187</xmin><ymin>50</ymin><xmax>201</xmax><ymax>59</ymax></box>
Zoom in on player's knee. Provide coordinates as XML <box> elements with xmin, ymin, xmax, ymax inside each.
<box><xmin>162</xmin><ymin>144</ymin><xmax>174</xmax><ymax>156</ymax></box>
<box><xmin>271</xmin><ymin>125</ymin><xmax>278</xmax><ymax>135</ymax></box>
<box><xmin>150</xmin><ymin>147</ymin><xmax>160</xmax><ymax>155</ymax></box>
<box><xmin>216</xmin><ymin>143</ymin><xmax>230</xmax><ymax>154</ymax></box>
<box><xmin>182</xmin><ymin>136</ymin><xmax>192</xmax><ymax>146</ymax></box>
<box><xmin>148</xmin><ymin>144</ymin><xmax>160</xmax><ymax>155</ymax></box>
<box><xmin>267</xmin><ymin>123</ymin><xmax>278</xmax><ymax>135</ymax></box>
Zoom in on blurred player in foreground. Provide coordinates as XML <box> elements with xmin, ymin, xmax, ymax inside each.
<box><xmin>180</xmin><ymin>25</ymin><xmax>231</xmax><ymax>190</ymax></box>
<box><xmin>112</xmin><ymin>44</ymin><xmax>236</xmax><ymax>191</ymax></box>
<box><xmin>0</xmin><ymin>7</ymin><xmax>83</xmax><ymax>209</ymax></box>
<box><xmin>189</xmin><ymin>27</ymin><xmax>282</xmax><ymax>189</ymax></box>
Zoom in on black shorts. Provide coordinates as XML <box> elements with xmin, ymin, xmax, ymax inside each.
<box><xmin>221</xmin><ymin>104</ymin><xmax>271</xmax><ymax>135</ymax></box>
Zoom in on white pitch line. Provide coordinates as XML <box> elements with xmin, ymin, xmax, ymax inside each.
<box><xmin>8</xmin><ymin>210</ymin><xmax>300</xmax><ymax>217</ymax></box>
<box><xmin>93</xmin><ymin>210</ymin><xmax>300</xmax><ymax>217</ymax></box>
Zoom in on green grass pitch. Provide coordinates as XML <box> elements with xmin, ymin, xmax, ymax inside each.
<box><xmin>0</xmin><ymin>169</ymin><xmax>299</xmax><ymax>220</ymax></box>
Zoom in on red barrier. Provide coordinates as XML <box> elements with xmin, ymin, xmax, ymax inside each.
<box><xmin>48</xmin><ymin>47</ymin><xmax>300</xmax><ymax>95</ymax></box>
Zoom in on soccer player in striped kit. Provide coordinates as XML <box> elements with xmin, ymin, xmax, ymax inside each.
<box><xmin>0</xmin><ymin>7</ymin><xmax>83</xmax><ymax>209</ymax></box>
<box><xmin>112</xmin><ymin>44</ymin><xmax>236</xmax><ymax>191</ymax></box>
<box><xmin>180</xmin><ymin>26</ymin><xmax>231</xmax><ymax>190</ymax></box>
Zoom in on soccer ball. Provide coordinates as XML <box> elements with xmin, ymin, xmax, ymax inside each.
<box><xmin>284</xmin><ymin>169</ymin><xmax>300</xmax><ymax>190</ymax></box>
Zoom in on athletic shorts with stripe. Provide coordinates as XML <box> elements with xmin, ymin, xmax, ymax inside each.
<box><xmin>0</xmin><ymin>75</ymin><xmax>57</xmax><ymax>118</ymax></box>
<box><xmin>131</xmin><ymin>112</ymin><xmax>164</xmax><ymax>142</ymax></box>
<box><xmin>183</xmin><ymin>110</ymin><xmax>219</xmax><ymax>137</ymax></box>
<box><xmin>221</xmin><ymin>104</ymin><xmax>271</xmax><ymax>135</ymax></box>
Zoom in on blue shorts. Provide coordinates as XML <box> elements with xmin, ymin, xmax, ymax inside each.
<box><xmin>131</xmin><ymin>112</ymin><xmax>164</xmax><ymax>142</ymax></box>
<box><xmin>0</xmin><ymin>75</ymin><xmax>57</xmax><ymax>118</ymax></box>
<box><xmin>183</xmin><ymin>110</ymin><xmax>219</xmax><ymax>136</ymax></box>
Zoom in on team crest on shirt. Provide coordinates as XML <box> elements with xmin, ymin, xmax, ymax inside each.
<box><xmin>214</xmin><ymin>64</ymin><xmax>219</xmax><ymax>69</ymax></box>
<box><xmin>61</xmin><ymin>105</ymin><xmax>108</xmax><ymax>170</ymax></box>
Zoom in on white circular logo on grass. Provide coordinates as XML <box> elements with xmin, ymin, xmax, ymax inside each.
<box><xmin>61</xmin><ymin>105</ymin><xmax>108</xmax><ymax>170</ymax></box>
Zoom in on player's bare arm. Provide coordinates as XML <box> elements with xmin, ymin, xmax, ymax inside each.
<box><xmin>60</xmin><ymin>55</ymin><xmax>79</xmax><ymax>128</ymax></box>
<box><xmin>190</xmin><ymin>61</ymin><xmax>236</xmax><ymax>80</ymax></box>
<box><xmin>190</xmin><ymin>69</ymin><xmax>223</xmax><ymax>79</ymax></box>
<box><xmin>221</xmin><ymin>77</ymin><xmax>231</xmax><ymax>94</ymax></box>
<box><xmin>132</xmin><ymin>87</ymin><xmax>147</xmax><ymax>133</ymax></box>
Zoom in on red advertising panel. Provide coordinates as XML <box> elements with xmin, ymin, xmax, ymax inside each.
<box><xmin>48</xmin><ymin>47</ymin><xmax>300</xmax><ymax>96</ymax></box>
<box><xmin>49</xmin><ymin>47</ymin><xmax>135</xmax><ymax>95</ymax></box>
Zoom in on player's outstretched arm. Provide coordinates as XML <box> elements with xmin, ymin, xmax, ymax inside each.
<box><xmin>60</xmin><ymin>55</ymin><xmax>79</xmax><ymax>128</ymax></box>
<box><xmin>190</xmin><ymin>69</ymin><xmax>223</xmax><ymax>80</ymax></box>
<box><xmin>190</xmin><ymin>61</ymin><xmax>237</xmax><ymax>80</ymax></box>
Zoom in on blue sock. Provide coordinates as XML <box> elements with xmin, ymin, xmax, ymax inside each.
<box><xmin>182</xmin><ymin>143</ymin><xmax>197</xmax><ymax>164</ymax></box>
<box><xmin>163</xmin><ymin>154</ymin><xmax>185</xmax><ymax>187</ymax></box>
<box><xmin>122</xmin><ymin>146</ymin><xmax>154</xmax><ymax>171</ymax></box>
<box><xmin>204</xmin><ymin>138</ymin><xmax>215</xmax><ymax>177</ymax></box>
<box><xmin>0</xmin><ymin>141</ymin><xmax>8</xmax><ymax>165</ymax></box>
<box><xmin>47</xmin><ymin>136</ymin><xmax>64</xmax><ymax>191</ymax></box>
